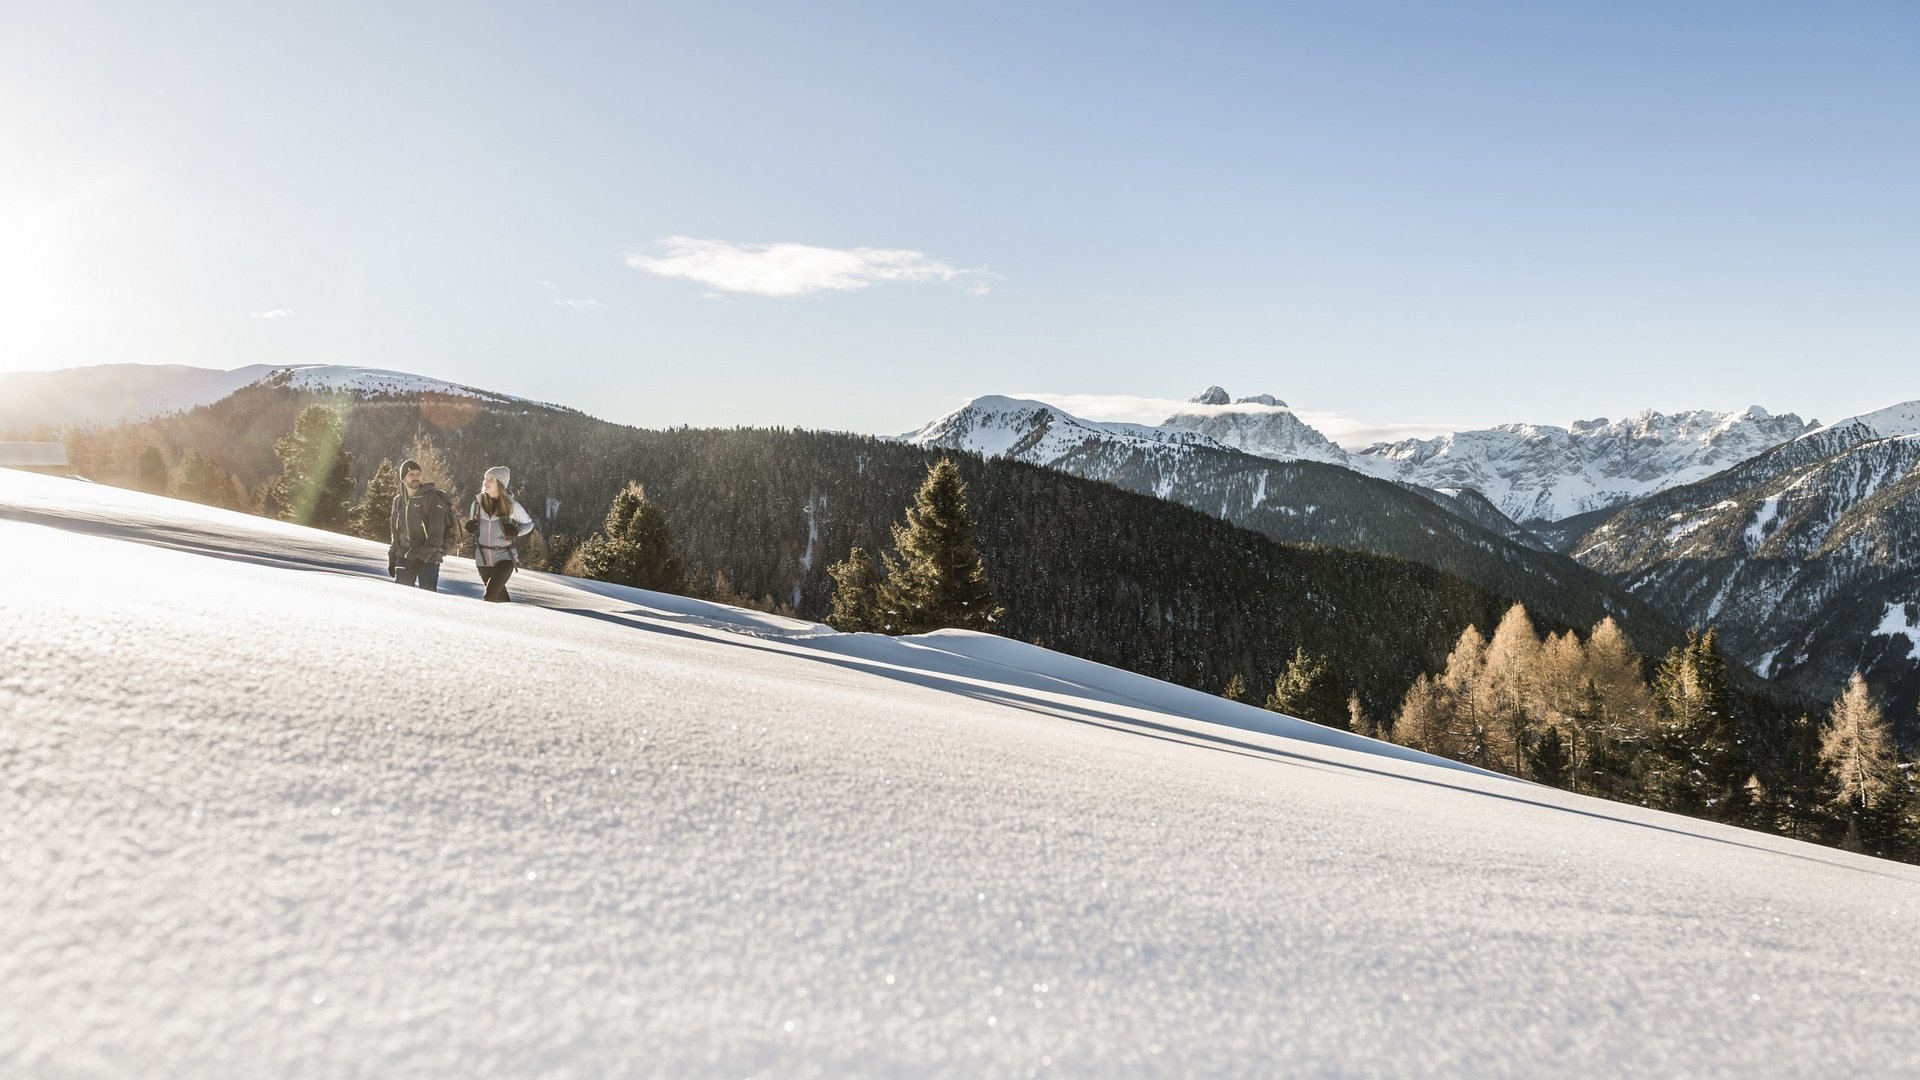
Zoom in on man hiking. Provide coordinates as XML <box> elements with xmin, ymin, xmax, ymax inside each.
<box><xmin>389</xmin><ymin>458</ymin><xmax>453</xmax><ymax>591</ymax></box>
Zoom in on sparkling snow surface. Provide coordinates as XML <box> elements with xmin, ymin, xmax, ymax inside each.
<box><xmin>8</xmin><ymin>471</ymin><xmax>1920</xmax><ymax>1077</ymax></box>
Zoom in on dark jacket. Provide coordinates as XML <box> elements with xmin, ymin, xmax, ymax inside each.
<box><xmin>390</xmin><ymin>483</ymin><xmax>454</xmax><ymax>563</ymax></box>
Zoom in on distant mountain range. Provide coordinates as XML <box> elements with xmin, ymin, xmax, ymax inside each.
<box><xmin>1572</xmin><ymin>402</ymin><xmax>1920</xmax><ymax>722</ymax></box>
<box><xmin>900</xmin><ymin>393</ymin><xmax>1685</xmax><ymax>656</ymax></box>
<box><xmin>902</xmin><ymin>385</ymin><xmax>1920</xmax><ymax>721</ymax></box>
<box><xmin>0</xmin><ymin>363</ymin><xmax>564</xmax><ymax>434</ymax></box>
<box><xmin>906</xmin><ymin>385</ymin><xmax>1816</xmax><ymax>530</ymax></box>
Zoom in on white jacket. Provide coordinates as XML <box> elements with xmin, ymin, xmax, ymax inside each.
<box><xmin>470</xmin><ymin>496</ymin><xmax>535</xmax><ymax>568</ymax></box>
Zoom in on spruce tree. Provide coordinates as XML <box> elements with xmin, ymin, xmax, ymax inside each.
<box><xmin>1567</xmin><ymin>679</ymin><xmax>1607</xmax><ymax>795</ymax></box>
<box><xmin>575</xmin><ymin>482</ymin><xmax>687</xmax><ymax>593</ymax></box>
<box><xmin>1648</xmin><ymin>629</ymin><xmax>1741</xmax><ymax>817</ymax></box>
<box><xmin>1779</xmin><ymin>713</ymin><xmax>1826</xmax><ymax>840</ymax></box>
<box><xmin>826</xmin><ymin>546</ymin><xmax>887</xmax><ymax>633</ymax></box>
<box><xmin>1525</xmin><ymin>726</ymin><xmax>1571</xmax><ymax>787</ymax></box>
<box><xmin>353</xmin><ymin>459</ymin><xmax>399</xmax><ymax>541</ymax></box>
<box><xmin>1265</xmin><ymin>647</ymin><xmax>1345</xmax><ymax>728</ymax></box>
<box><xmin>1687</xmin><ymin>629</ymin><xmax>1744</xmax><ymax>816</ymax></box>
<box><xmin>266</xmin><ymin>404</ymin><xmax>354</xmax><ymax>531</ymax></box>
<box><xmin>878</xmin><ymin>458</ymin><xmax>1002</xmax><ymax>634</ymax></box>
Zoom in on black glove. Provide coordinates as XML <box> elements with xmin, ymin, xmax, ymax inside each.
<box><xmin>464</xmin><ymin>517</ymin><xmax>480</xmax><ymax>535</ymax></box>
<box><xmin>387</xmin><ymin>553</ymin><xmax>398</xmax><ymax>578</ymax></box>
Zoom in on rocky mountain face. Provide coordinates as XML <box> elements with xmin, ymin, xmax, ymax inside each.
<box><xmin>1571</xmin><ymin>403</ymin><xmax>1920</xmax><ymax>728</ymax></box>
<box><xmin>1158</xmin><ymin>387</ymin><xmax>1352</xmax><ymax>466</ymax></box>
<box><xmin>903</xmin><ymin>395</ymin><xmax>1682</xmax><ymax>653</ymax></box>
<box><xmin>1100</xmin><ymin>387</ymin><xmax>1816</xmax><ymax>531</ymax></box>
<box><xmin>1353</xmin><ymin>408</ymin><xmax>1818</xmax><ymax>528</ymax></box>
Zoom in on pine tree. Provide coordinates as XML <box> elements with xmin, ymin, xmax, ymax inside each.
<box><xmin>1648</xmin><ymin>629</ymin><xmax>1741</xmax><ymax>817</ymax></box>
<box><xmin>1393</xmin><ymin>674</ymin><xmax>1454</xmax><ymax>757</ymax></box>
<box><xmin>1347</xmin><ymin>692</ymin><xmax>1376</xmax><ymax>739</ymax></box>
<box><xmin>825</xmin><ymin>546</ymin><xmax>887</xmax><ymax>633</ymax></box>
<box><xmin>1687</xmin><ymin>629</ymin><xmax>1744</xmax><ymax>816</ymax></box>
<box><xmin>1221</xmin><ymin>673</ymin><xmax>1249</xmax><ymax>703</ymax></box>
<box><xmin>177</xmin><ymin>451</ymin><xmax>241</xmax><ymax>509</ymax></box>
<box><xmin>1483</xmin><ymin>604</ymin><xmax>1541</xmax><ymax>775</ymax></box>
<box><xmin>136</xmin><ymin>445</ymin><xmax>169</xmax><ymax>494</ymax></box>
<box><xmin>878</xmin><ymin>458</ymin><xmax>1003</xmax><ymax>634</ymax></box>
<box><xmin>1583</xmin><ymin>616</ymin><xmax>1657</xmax><ymax>790</ymax></box>
<box><xmin>575</xmin><ymin>482</ymin><xmax>687</xmax><ymax>593</ymax></box>
<box><xmin>1779</xmin><ymin>713</ymin><xmax>1826</xmax><ymax>840</ymax></box>
<box><xmin>265</xmin><ymin>404</ymin><xmax>354</xmax><ymax>530</ymax></box>
<box><xmin>1264</xmin><ymin>647</ymin><xmax>1345</xmax><ymax>728</ymax></box>
<box><xmin>62</xmin><ymin>429</ymin><xmax>93</xmax><ymax>479</ymax></box>
<box><xmin>1820</xmin><ymin>672</ymin><xmax>1898</xmax><ymax>835</ymax></box>
<box><xmin>1525</xmin><ymin>726</ymin><xmax>1571</xmax><ymax>787</ymax></box>
<box><xmin>1566</xmin><ymin>679</ymin><xmax>1607</xmax><ymax>795</ymax></box>
<box><xmin>542</xmin><ymin>530</ymin><xmax>578</xmax><ymax>575</ymax></box>
<box><xmin>1438</xmin><ymin>625</ymin><xmax>1495</xmax><ymax>769</ymax></box>
<box><xmin>352</xmin><ymin>459</ymin><xmax>399</xmax><ymax>541</ymax></box>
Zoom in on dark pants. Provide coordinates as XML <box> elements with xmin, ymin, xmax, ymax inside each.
<box><xmin>479</xmin><ymin>561</ymin><xmax>516</xmax><ymax>603</ymax></box>
<box><xmin>396</xmin><ymin>558</ymin><xmax>441</xmax><ymax>592</ymax></box>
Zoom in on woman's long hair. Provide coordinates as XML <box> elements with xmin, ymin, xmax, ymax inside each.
<box><xmin>479</xmin><ymin>484</ymin><xmax>517</xmax><ymax>522</ymax></box>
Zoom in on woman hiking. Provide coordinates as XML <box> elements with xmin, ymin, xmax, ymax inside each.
<box><xmin>465</xmin><ymin>466</ymin><xmax>535</xmax><ymax>603</ymax></box>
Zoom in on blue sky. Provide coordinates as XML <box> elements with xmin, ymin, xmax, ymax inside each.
<box><xmin>3</xmin><ymin>1</ymin><xmax>1915</xmax><ymax>439</ymax></box>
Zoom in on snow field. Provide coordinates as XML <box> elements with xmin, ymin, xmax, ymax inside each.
<box><xmin>7</xmin><ymin>469</ymin><xmax>1920</xmax><ymax>1077</ymax></box>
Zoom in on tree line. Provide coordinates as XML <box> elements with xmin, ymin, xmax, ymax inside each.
<box><xmin>61</xmin><ymin>387</ymin><xmax>1920</xmax><ymax>864</ymax></box>
<box><xmin>1354</xmin><ymin>603</ymin><xmax>1920</xmax><ymax>860</ymax></box>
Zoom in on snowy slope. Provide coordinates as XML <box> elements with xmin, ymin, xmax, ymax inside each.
<box><xmin>0</xmin><ymin>363</ymin><xmax>281</xmax><ymax>433</ymax></box>
<box><xmin>1802</xmin><ymin>400</ymin><xmax>1920</xmax><ymax>442</ymax></box>
<box><xmin>1157</xmin><ymin>389</ymin><xmax>1353</xmax><ymax>467</ymax></box>
<box><xmin>897</xmin><ymin>395</ymin><xmax>1224</xmax><ymax>462</ymax></box>
<box><xmin>8</xmin><ymin>471</ymin><xmax>1920</xmax><ymax>1077</ymax></box>
<box><xmin>257</xmin><ymin>364</ymin><xmax>567</xmax><ymax>410</ymax></box>
<box><xmin>0</xmin><ymin>363</ymin><xmax>570</xmax><ymax>436</ymax></box>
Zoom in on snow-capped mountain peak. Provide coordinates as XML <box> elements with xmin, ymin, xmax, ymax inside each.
<box><xmin>1159</xmin><ymin>387</ymin><xmax>1346</xmax><ymax>466</ymax></box>
<box><xmin>0</xmin><ymin>362</ymin><xmax>569</xmax><ymax>435</ymax></box>
<box><xmin>900</xmin><ymin>389</ymin><xmax>1818</xmax><ymax>528</ymax></box>
<box><xmin>1803</xmin><ymin>400</ymin><xmax>1920</xmax><ymax>442</ymax></box>
<box><xmin>901</xmin><ymin>395</ymin><xmax>1225</xmax><ymax>462</ymax></box>
<box><xmin>256</xmin><ymin>365</ymin><xmax>570</xmax><ymax>410</ymax></box>
<box><xmin>1354</xmin><ymin>407</ymin><xmax>1815</xmax><ymax>524</ymax></box>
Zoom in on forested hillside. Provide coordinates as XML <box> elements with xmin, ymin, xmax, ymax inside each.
<box><xmin>61</xmin><ymin>384</ymin><xmax>1647</xmax><ymax>718</ymax></box>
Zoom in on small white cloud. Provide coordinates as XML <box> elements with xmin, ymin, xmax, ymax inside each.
<box><xmin>250</xmin><ymin>309</ymin><xmax>292</xmax><ymax>320</ymax></box>
<box><xmin>1012</xmin><ymin>392</ymin><xmax>1466</xmax><ymax>449</ymax></box>
<box><xmin>1292</xmin><ymin>412</ymin><xmax>1465</xmax><ymax>449</ymax></box>
<box><xmin>625</xmin><ymin>236</ymin><xmax>994</xmax><ymax>297</ymax></box>
<box><xmin>539</xmin><ymin>281</ymin><xmax>607</xmax><ymax>310</ymax></box>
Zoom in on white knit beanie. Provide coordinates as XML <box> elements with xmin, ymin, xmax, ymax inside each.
<box><xmin>484</xmin><ymin>465</ymin><xmax>511</xmax><ymax>488</ymax></box>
